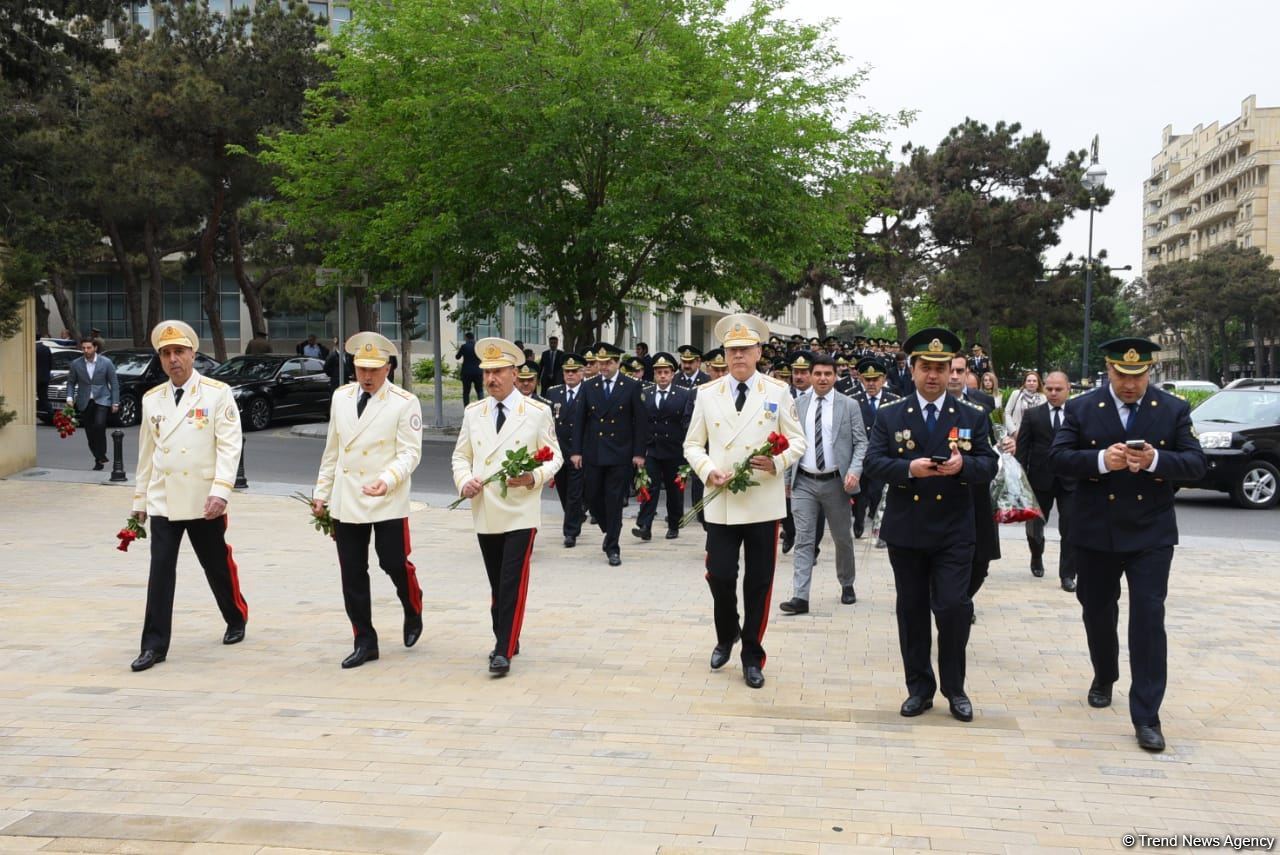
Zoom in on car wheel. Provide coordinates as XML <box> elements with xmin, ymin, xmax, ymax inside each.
<box><xmin>1231</xmin><ymin>460</ymin><xmax>1280</xmax><ymax>509</ymax></box>
<box><xmin>118</xmin><ymin>394</ymin><xmax>141</xmax><ymax>427</ymax></box>
<box><xmin>246</xmin><ymin>397</ymin><xmax>272</xmax><ymax>432</ymax></box>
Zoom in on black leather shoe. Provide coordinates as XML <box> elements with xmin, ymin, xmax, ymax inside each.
<box><xmin>93</xmin><ymin>460</ymin><xmax>105</xmax><ymax>471</ymax></box>
<box><xmin>607</xmin><ymin>552</ymin><xmax>621</xmax><ymax>566</ymax></box>
<box><xmin>710</xmin><ymin>634</ymin><xmax>739</xmax><ymax>670</ymax></box>
<box><xmin>665</xmin><ymin>529</ymin><xmax>679</xmax><ymax>540</ymax></box>
<box><xmin>948</xmin><ymin>694</ymin><xmax>974</xmax><ymax>722</ymax></box>
<box><xmin>563</xmin><ymin>536</ymin><xmax>576</xmax><ymax>548</ymax></box>
<box><xmin>1087</xmin><ymin>680</ymin><xmax>1113</xmax><ymax>708</ymax></box>
<box><xmin>778</xmin><ymin>598</ymin><xmax>809</xmax><ymax>615</ymax></box>
<box><xmin>853</xmin><ymin>521</ymin><xmax>864</xmax><ymax>539</ymax></box>
<box><xmin>1030</xmin><ymin>558</ymin><xmax>1045</xmax><ymax>577</ymax></box>
<box><xmin>403</xmin><ymin>615</ymin><xmax>423</xmax><ymax>648</ymax></box>
<box><xmin>222</xmin><ymin>626</ymin><xmax>245</xmax><ymax>645</ymax></box>
<box><xmin>1062</xmin><ymin>576</ymin><xmax>1077</xmax><ymax>592</ymax></box>
<box><xmin>781</xmin><ymin>536</ymin><xmax>794</xmax><ymax>554</ymax></box>
<box><xmin>899</xmin><ymin>696</ymin><xmax>933</xmax><ymax>717</ymax></box>
<box><xmin>841</xmin><ymin>586</ymin><xmax>856</xmax><ymax>605</ymax></box>
<box><xmin>631</xmin><ymin>526</ymin><xmax>651</xmax><ymax>541</ymax></box>
<box><xmin>489</xmin><ymin>653</ymin><xmax>511</xmax><ymax>676</ymax></box>
<box><xmin>1135</xmin><ymin>724</ymin><xmax>1165</xmax><ymax>752</ymax></box>
<box><xmin>130</xmin><ymin>650</ymin><xmax>165</xmax><ymax>672</ymax></box>
<box><xmin>341</xmin><ymin>646</ymin><xmax>379</xmax><ymax>669</ymax></box>
<box><xmin>588</xmin><ymin>515</ymin><xmax>598</xmax><ymax>526</ymax></box>
<box><xmin>743</xmin><ymin>666</ymin><xmax>765</xmax><ymax>689</ymax></box>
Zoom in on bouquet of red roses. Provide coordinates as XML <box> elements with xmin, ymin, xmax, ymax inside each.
<box><xmin>679</xmin><ymin>431</ymin><xmax>790</xmax><ymax>528</ymax></box>
<box><xmin>989</xmin><ymin>425</ymin><xmax>1043</xmax><ymax>524</ymax></box>
<box><xmin>632</xmin><ymin>466</ymin><xmax>652</xmax><ymax>504</ymax></box>
<box><xmin>450</xmin><ymin>445</ymin><xmax>555</xmax><ymax>509</ymax></box>
<box><xmin>53</xmin><ymin>403</ymin><xmax>78</xmax><ymax>438</ymax></box>
<box><xmin>292</xmin><ymin>492</ymin><xmax>336</xmax><ymax>538</ymax></box>
<box><xmin>117</xmin><ymin>516</ymin><xmax>147</xmax><ymax>552</ymax></box>
<box><xmin>673</xmin><ymin>464</ymin><xmax>693</xmax><ymax>493</ymax></box>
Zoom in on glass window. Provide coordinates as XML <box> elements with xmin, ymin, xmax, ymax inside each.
<box><xmin>330</xmin><ymin>4</ymin><xmax>350</xmax><ymax>33</ymax></box>
<box><xmin>308</xmin><ymin>1</ymin><xmax>328</xmax><ymax>19</ymax></box>
<box><xmin>454</xmin><ymin>295</ymin><xmax>501</xmax><ymax>340</ymax></box>
<box><xmin>513</xmin><ymin>294</ymin><xmax>544</xmax><ymax>346</ymax></box>
<box><xmin>75</xmin><ymin>273</ymin><xmax>131</xmax><ymax>339</ymax></box>
<box><xmin>208</xmin><ymin>0</ymin><xmax>230</xmax><ymax>15</ymax></box>
<box><xmin>131</xmin><ymin>3</ymin><xmax>153</xmax><ymax>31</ymax></box>
<box><xmin>376</xmin><ymin>294</ymin><xmax>431</xmax><ymax>342</ymax></box>
<box><xmin>268</xmin><ymin>310</ymin><xmax>335</xmax><ymax>344</ymax></box>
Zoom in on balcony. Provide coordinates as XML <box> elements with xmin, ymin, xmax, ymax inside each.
<box><xmin>1187</xmin><ymin>196</ymin><xmax>1237</xmax><ymax>230</ymax></box>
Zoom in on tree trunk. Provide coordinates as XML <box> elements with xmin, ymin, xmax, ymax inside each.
<box><xmin>1254</xmin><ymin>321</ymin><xmax>1266</xmax><ymax>379</ymax></box>
<box><xmin>49</xmin><ymin>273</ymin><xmax>78</xmax><ymax>339</ymax></box>
<box><xmin>105</xmin><ymin>219</ymin><xmax>146</xmax><ymax>346</ymax></box>
<box><xmin>354</xmin><ymin>292</ymin><xmax>375</xmax><ymax>332</ymax></box>
<box><xmin>200</xmin><ymin>181</ymin><xmax>228</xmax><ymax>362</ymax></box>
<box><xmin>1218</xmin><ymin>319</ymin><xmax>1230</xmax><ymax>384</ymax></box>
<box><xmin>228</xmin><ymin>216</ymin><xmax>268</xmax><ymax>342</ymax></box>
<box><xmin>808</xmin><ymin>284</ymin><xmax>827</xmax><ymax>338</ymax></box>
<box><xmin>890</xmin><ymin>293</ymin><xmax>909</xmax><ymax>342</ymax></box>
<box><xmin>142</xmin><ymin>216</ymin><xmax>165</xmax><ymax>341</ymax></box>
<box><xmin>33</xmin><ymin>288</ymin><xmax>50</xmax><ymax>338</ymax></box>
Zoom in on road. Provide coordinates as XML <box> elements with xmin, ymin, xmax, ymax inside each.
<box><xmin>30</xmin><ymin>418</ymin><xmax>1278</xmax><ymax>547</ymax></box>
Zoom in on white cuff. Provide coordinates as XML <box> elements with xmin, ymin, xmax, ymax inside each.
<box><xmin>1097</xmin><ymin>450</ymin><xmax>1108</xmax><ymax>474</ymax></box>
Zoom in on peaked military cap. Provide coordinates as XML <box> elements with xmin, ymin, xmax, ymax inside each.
<box><xmin>903</xmin><ymin>327</ymin><xmax>961</xmax><ymax>363</ymax></box>
<box><xmin>1100</xmin><ymin>337</ymin><xmax>1159</xmax><ymax>375</ymax></box>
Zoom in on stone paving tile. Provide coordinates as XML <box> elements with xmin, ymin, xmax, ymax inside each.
<box><xmin>0</xmin><ymin>480</ymin><xmax>1277</xmax><ymax>854</ymax></box>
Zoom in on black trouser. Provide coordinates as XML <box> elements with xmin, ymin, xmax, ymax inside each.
<box><xmin>37</xmin><ymin>381</ymin><xmax>49</xmax><ymax>419</ymax></box>
<box><xmin>460</xmin><ymin>374</ymin><xmax>483</xmax><ymax>406</ymax></box>
<box><xmin>704</xmin><ymin>520</ymin><xmax>780</xmax><ymax>669</ymax></box>
<box><xmin>688</xmin><ymin>476</ymin><xmax>705</xmax><ymax>526</ymax></box>
<box><xmin>140</xmin><ymin>515</ymin><xmax>248</xmax><ymax>655</ymax></box>
<box><xmin>1027</xmin><ymin>485</ymin><xmax>1077</xmax><ymax>580</ymax></box>
<box><xmin>584</xmin><ymin>461</ymin><xmax>630</xmax><ymax>555</ymax></box>
<box><xmin>887</xmin><ymin>542</ymin><xmax>974</xmax><ymax>700</ymax></box>
<box><xmin>554</xmin><ymin>464</ymin><xmax>585</xmax><ymax>538</ymax></box>
<box><xmin>636</xmin><ymin>455</ymin><xmax>683</xmax><ymax>533</ymax></box>
<box><xmin>78</xmin><ymin>400</ymin><xmax>110</xmax><ymax>462</ymax></box>
<box><xmin>1075</xmin><ymin>545</ymin><xmax>1172</xmax><ymax>726</ymax></box>
<box><xmin>334</xmin><ymin>518</ymin><xmax>422</xmax><ymax>650</ymax></box>
<box><xmin>477</xmin><ymin>528</ymin><xmax>536</xmax><ymax>658</ymax></box>
<box><xmin>852</xmin><ymin>477</ymin><xmax>885</xmax><ymax>534</ymax></box>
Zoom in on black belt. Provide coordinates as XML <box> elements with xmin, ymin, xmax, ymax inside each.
<box><xmin>799</xmin><ymin>469</ymin><xmax>838</xmax><ymax>481</ymax></box>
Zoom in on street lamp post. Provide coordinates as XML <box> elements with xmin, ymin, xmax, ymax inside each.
<box><xmin>1081</xmin><ymin>148</ymin><xmax>1107</xmax><ymax>385</ymax></box>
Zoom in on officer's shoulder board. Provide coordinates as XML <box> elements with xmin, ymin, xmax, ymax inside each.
<box><xmin>388</xmin><ymin>385</ymin><xmax>414</xmax><ymax>401</ymax></box>
<box><xmin>878</xmin><ymin>395</ymin><xmax>907</xmax><ymax>409</ymax></box>
<box><xmin>959</xmin><ymin>397</ymin><xmax>985</xmax><ymax>413</ymax></box>
<box><xmin>760</xmin><ymin>374</ymin><xmax>788</xmax><ymax>390</ymax></box>
<box><xmin>339</xmin><ymin>381</ymin><xmax>359</xmax><ymax>393</ymax></box>
<box><xmin>545</xmin><ymin>384</ymin><xmax>564</xmax><ymax>395</ymax></box>
<box><xmin>465</xmin><ymin>398</ymin><xmax>487</xmax><ymax>412</ymax></box>
<box><xmin>525</xmin><ymin>396</ymin><xmax>549</xmax><ymax>411</ymax></box>
<box><xmin>144</xmin><ymin>382</ymin><xmax>167</xmax><ymax>398</ymax></box>
<box><xmin>200</xmin><ymin>377</ymin><xmax>229</xmax><ymax>391</ymax></box>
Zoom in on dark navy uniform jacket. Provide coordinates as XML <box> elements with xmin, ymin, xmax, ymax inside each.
<box><xmin>543</xmin><ymin>384</ymin><xmax>584</xmax><ymax>453</ymax></box>
<box><xmin>672</xmin><ymin>370</ymin><xmax>710</xmax><ymax>390</ymax></box>
<box><xmin>570</xmin><ymin>373</ymin><xmax>648</xmax><ymax>466</ymax></box>
<box><xmin>852</xmin><ymin>388</ymin><xmax>900</xmax><ymax>438</ymax></box>
<box><xmin>863</xmin><ymin>393</ymin><xmax>998</xmax><ymax>548</ymax></box>
<box><xmin>642</xmin><ymin>384</ymin><xmax>692</xmax><ymax>461</ymax></box>
<box><xmin>1049</xmin><ymin>386</ymin><xmax>1206</xmax><ymax>552</ymax></box>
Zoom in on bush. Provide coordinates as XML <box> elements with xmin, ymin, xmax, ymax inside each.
<box><xmin>1173</xmin><ymin>389</ymin><xmax>1215</xmax><ymax>410</ymax></box>
<box><xmin>412</xmin><ymin>357</ymin><xmax>454</xmax><ymax>383</ymax></box>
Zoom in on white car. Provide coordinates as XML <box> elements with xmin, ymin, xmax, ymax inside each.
<box><xmin>1159</xmin><ymin>380</ymin><xmax>1220</xmax><ymax>394</ymax></box>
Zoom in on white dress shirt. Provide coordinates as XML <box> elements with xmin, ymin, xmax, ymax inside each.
<box><xmin>1097</xmin><ymin>387</ymin><xmax>1159</xmax><ymax>474</ymax></box>
<box><xmin>492</xmin><ymin>387</ymin><xmax>525</xmax><ymax>432</ymax></box>
<box><xmin>85</xmin><ymin>356</ymin><xmax>97</xmax><ymax>380</ymax></box>
<box><xmin>799</xmin><ymin>390</ymin><xmax>836</xmax><ymax>474</ymax></box>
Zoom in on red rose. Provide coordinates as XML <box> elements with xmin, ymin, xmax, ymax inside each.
<box><xmin>533</xmin><ymin>446</ymin><xmax>554</xmax><ymax>463</ymax></box>
<box><xmin>767</xmin><ymin>431</ymin><xmax>790</xmax><ymax>455</ymax></box>
<box><xmin>637</xmin><ymin>487</ymin><xmax>651</xmax><ymax>504</ymax></box>
<box><xmin>116</xmin><ymin>529</ymin><xmax>137</xmax><ymax>552</ymax></box>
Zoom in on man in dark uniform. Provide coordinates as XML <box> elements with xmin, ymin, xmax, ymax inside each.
<box><xmin>850</xmin><ymin>357</ymin><xmax>900</xmax><ymax>539</ymax></box>
<box><xmin>544</xmin><ymin>353</ymin><xmax>587</xmax><ymax>547</ymax></box>
<box><xmin>570</xmin><ymin>342</ymin><xmax>648</xmax><ymax>566</ymax></box>
<box><xmin>949</xmin><ymin>356</ymin><xmax>1007</xmax><ymax>605</ymax></box>
<box><xmin>633</xmin><ymin>352</ymin><xmax>691</xmax><ymax>541</ymax></box>
<box><xmin>834</xmin><ymin>356</ymin><xmax>858</xmax><ymax>396</ymax></box>
<box><xmin>673</xmin><ymin>345</ymin><xmax>710</xmax><ymax>389</ymax></box>
<box><xmin>863</xmin><ymin>328</ymin><xmax>998</xmax><ymax>722</ymax></box>
<box><xmin>537</xmin><ymin>335</ymin><xmax>566</xmax><ymax>393</ymax></box>
<box><xmin>1050</xmin><ymin>338</ymin><xmax>1206</xmax><ymax>753</ymax></box>
<box><xmin>1015</xmin><ymin>370</ymin><xmax>1077</xmax><ymax>590</ymax></box>
<box><xmin>516</xmin><ymin>361</ymin><xmax>549</xmax><ymax>403</ymax></box>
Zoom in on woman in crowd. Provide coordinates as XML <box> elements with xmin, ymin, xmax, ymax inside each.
<box><xmin>1003</xmin><ymin>370</ymin><xmax>1045</xmax><ymax>434</ymax></box>
<box><xmin>980</xmin><ymin>372</ymin><xmax>1003</xmax><ymax>410</ymax></box>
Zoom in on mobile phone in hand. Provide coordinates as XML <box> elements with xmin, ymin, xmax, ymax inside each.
<box><xmin>930</xmin><ymin>454</ymin><xmax>950</xmax><ymax>464</ymax></box>
<box><xmin>1125</xmin><ymin>439</ymin><xmax>1146</xmax><ymax>450</ymax></box>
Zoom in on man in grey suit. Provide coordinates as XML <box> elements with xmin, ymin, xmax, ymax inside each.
<box><xmin>65</xmin><ymin>336</ymin><xmax>120</xmax><ymax>470</ymax></box>
<box><xmin>779</xmin><ymin>353</ymin><xmax>867</xmax><ymax>613</ymax></box>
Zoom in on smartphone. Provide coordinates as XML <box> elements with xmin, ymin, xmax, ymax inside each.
<box><xmin>929</xmin><ymin>454</ymin><xmax>951</xmax><ymax>464</ymax></box>
<box><xmin>1125</xmin><ymin>439</ymin><xmax>1146</xmax><ymax>450</ymax></box>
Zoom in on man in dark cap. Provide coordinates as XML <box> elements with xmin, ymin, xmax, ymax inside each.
<box><xmin>543</xmin><ymin>353</ymin><xmax>588</xmax><ymax>547</ymax></box>
<box><xmin>1050</xmin><ymin>337</ymin><xmax>1206</xmax><ymax>753</ymax></box>
<box><xmin>633</xmin><ymin>352</ymin><xmax>691</xmax><ymax>541</ymax></box>
<box><xmin>673</xmin><ymin>345</ymin><xmax>709</xmax><ymax>389</ymax></box>
<box><xmin>863</xmin><ymin>328</ymin><xmax>998</xmax><ymax>723</ymax></box>
<box><xmin>850</xmin><ymin>357</ymin><xmax>900</xmax><ymax>540</ymax></box>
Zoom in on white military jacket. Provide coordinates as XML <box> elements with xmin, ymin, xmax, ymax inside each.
<box><xmin>133</xmin><ymin>372</ymin><xmax>242</xmax><ymax>521</ymax></box>
<box><xmin>315</xmin><ymin>382</ymin><xmax>422</xmax><ymax>523</ymax></box>
<box><xmin>450</xmin><ymin>395</ymin><xmax>562</xmax><ymax>534</ymax></box>
<box><xmin>683</xmin><ymin>372</ymin><xmax>806</xmax><ymax>525</ymax></box>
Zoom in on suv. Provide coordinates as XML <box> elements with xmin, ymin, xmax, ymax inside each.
<box><xmin>1182</xmin><ymin>382</ymin><xmax>1280</xmax><ymax>509</ymax></box>
<box><xmin>39</xmin><ymin>341</ymin><xmax>84</xmax><ymax>424</ymax></box>
<box><xmin>102</xmin><ymin>349</ymin><xmax>222</xmax><ymax>426</ymax></box>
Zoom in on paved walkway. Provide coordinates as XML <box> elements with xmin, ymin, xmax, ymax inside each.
<box><xmin>0</xmin><ymin>480</ymin><xmax>1276</xmax><ymax>854</ymax></box>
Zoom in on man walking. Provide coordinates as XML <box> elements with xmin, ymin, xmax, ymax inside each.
<box><xmin>850</xmin><ymin>357</ymin><xmax>900</xmax><ymax>540</ymax></box>
<box><xmin>452</xmin><ymin>337</ymin><xmax>561</xmax><ymax>675</ymax></box>
<box><xmin>538</xmin><ymin>336</ymin><xmax>566</xmax><ymax>393</ymax></box>
<box><xmin>129</xmin><ymin>321</ymin><xmax>246</xmax><ymax>672</ymax></box>
<box><xmin>683</xmin><ymin>314</ymin><xmax>804</xmax><ymax>689</ymax></box>
<box><xmin>65</xmin><ymin>336</ymin><xmax>120</xmax><ymax>470</ymax></box>
<box><xmin>544</xmin><ymin>353</ymin><xmax>587</xmax><ymax>547</ymax></box>
<box><xmin>633</xmin><ymin>352</ymin><xmax>691</xmax><ymax>541</ymax></box>
<box><xmin>778</xmin><ymin>354</ymin><xmax>865</xmax><ymax>614</ymax></box>
<box><xmin>1050</xmin><ymin>338</ymin><xmax>1206</xmax><ymax>752</ymax></box>
<box><xmin>313</xmin><ymin>332</ymin><xmax>424</xmax><ymax>669</ymax></box>
<box><xmin>456</xmin><ymin>332</ymin><xmax>483</xmax><ymax>405</ymax></box>
<box><xmin>1016</xmin><ymin>370</ymin><xmax>1077</xmax><ymax>591</ymax></box>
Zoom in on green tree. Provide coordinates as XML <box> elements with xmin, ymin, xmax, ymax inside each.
<box><xmin>261</xmin><ymin>0</ymin><xmax>896</xmax><ymax>350</ymax></box>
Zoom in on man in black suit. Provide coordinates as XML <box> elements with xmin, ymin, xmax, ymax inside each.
<box><xmin>850</xmin><ymin>357</ymin><xmax>900</xmax><ymax>539</ymax></box>
<box><xmin>633</xmin><ymin>342</ymin><xmax>655</xmax><ymax>383</ymax></box>
<box><xmin>633</xmin><ymin>352</ymin><xmax>691</xmax><ymax>541</ymax></box>
<box><xmin>863</xmin><ymin>328</ymin><xmax>998</xmax><ymax>723</ymax></box>
<box><xmin>949</xmin><ymin>359</ymin><xmax>1008</xmax><ymax>602</ymax></box>
<box><xmin>673</xmin><ymin>345</ymin><xmax>710</xmax><ymax>389</ymax></box>
<box><xmin>538</xmin><ymin>336</ymin><xmax>567</xmax><ymax>393</ymax></box>
<box><xmin>455</xmin><ymin>332</ymin><xmax>483</xmax><ymax>405</ymax></box>
<box><xmin>1015</xmin><ymin>370</ymin><xmax>1077</xmax><ymax>591</ymax></box>
<box><xmin>543</xmin><ymin>353</ymin><xmax>587</xmax><ymax>547</ymax></box>
<box><xmin>570</xmin><ymin>342</ymin><xmax>648</xmax><ymax>566</ymax></box>
<box><xmin>1050</xmin><ymin>337</ymin><xmax>1206</xmax><ymax>753</ymax></box>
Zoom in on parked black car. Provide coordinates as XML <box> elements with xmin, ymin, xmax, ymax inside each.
<box><xmin>208</xmin><ymin>355</ymin><xmax>332</xmax><ymax>431</ymax></box>
<box><xmin>39</xmin><ymin>342</ymin><xmax>84</xmax><ymax>424</ymax></box>
<box><xmin>102</xmin><ymin>349</ymin><xmax>223</xmax><ymax>427</ymax></box>
<box><xmin>1179</xmin><ymin>380</ymin><xmax>1280</xmax><ymax>509</ymax></box>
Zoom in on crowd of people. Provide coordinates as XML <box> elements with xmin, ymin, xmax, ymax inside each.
<box><xmin>119</xmin><ymin>313</ymin><xmax>1205</xmax><ymax>755</ymax></box>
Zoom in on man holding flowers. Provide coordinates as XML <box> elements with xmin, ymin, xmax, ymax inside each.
<box><xmin>682</xmin><ymin>313</ymin><xmax>805</xmax><ymax>690</ymax></box>
<box><xmin>451</xmin><ymin>338</ymin><xmax>562</xmax><ymax>676</ymax></box>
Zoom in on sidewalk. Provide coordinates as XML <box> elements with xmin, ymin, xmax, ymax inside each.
<box><xmin>0</xmin><ymin>480</ymin><xmax>1276</xmax><ymax>854</ymax></box>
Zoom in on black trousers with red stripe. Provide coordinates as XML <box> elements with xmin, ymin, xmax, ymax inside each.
<box><xmin>704</xmin><ymin>520</ymin><xmax>779</xmax><ymax>670</ymax></box>
<box><xmin>334</xmin><ymin>518</ymin><xmax>422</xmax><ymax>650</ymax></box>
<box><xmin>141</xmin><ymin>515</ymin><xmax>248</xmax><ymax>656</ymax></box>
<box><xmin>477</xmin><ymin>528</ymin><xmax>536</xmax><ymax>659</ymax></box>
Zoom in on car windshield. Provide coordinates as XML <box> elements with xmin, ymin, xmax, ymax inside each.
<box><xmin>1193</xmin><ymin>390</ymin><xmax>1280</xmax><ymax>425</ymax></box>
<box><xmin>50</xmin><ymin>351</ymin><xmax>80</xmax><ymax>370</ymax></box>
<box><xmin>209</xmin><ymin>357</ymin><xmax>281</xmax><ymax>381</ymax></box>
<box><xmin>105</xmin><ymin>352</ymin><xmax>156</xmax><ymax>376</ymax></box>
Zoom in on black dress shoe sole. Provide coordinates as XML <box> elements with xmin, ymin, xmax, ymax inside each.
<box><xmin>1062</xmin><ymin>579</ymin><xmax>1077</xmax><ymax>592</ymax></box>
<box><xmin>744</xmin><ymin>671</ymin><xmax>765</xmax><ymax>689</ymax></box>
<box><xmin>222</xmin><ymin>629</ymin><xmax>245</xmax><ymax>645</ymax></box>
<box><xmin>404</xmin><ymin>629</ymin><xmax>423</xmax><ymax>648</ymax></box>
<box><xmin>665</xmin><ymin>531</ymin><xmax>679</xmax><ymax>539</ymax></box>
<box><xmin>949</xmin><ymin>701</ymin><xmax>974</xmax><ymax>722</ymax></box>
<box><xmin>778</xmin><ymin>601</ymin><xmax>809</xmax><ymax>615</ymax></box>
<box><xmin>1136</xmin><ymin>727</ymin><xmax>1165</xmax><ymax>752</ymax></box>
<box><xmin>900</xmin><ymin>699</ymin><xmax>933</xmax><ymax>717</ymax></box>
<box><xmin>130</xmin><ymin>653</ymin><xmax>166</xmax><ymax>672</ymax></box>
<box><xmin>631</xmin><ymin>528</ymin><xmax>651</xmax><ymax>540</ymax></box>
<box><xmin>563</xmin><ymin>538</ymin><xmax>576</xmax><ymax>548</ymax></box>
<box><xmin>341</xmin><ymin>651</ymin><xmax>379</xmax><ymax>669</ymax></box>
<box><xmin>607</xmin><ymin>555</ymin><xmax>621</xmax><ymax>566</ymax></box>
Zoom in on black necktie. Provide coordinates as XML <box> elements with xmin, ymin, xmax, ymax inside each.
<box><xmin>735</xmin><ymin>382</ymin><xmax>748</xmax><ymax>412</ymax></box>
<box><xmin>1051</xmin><ymin>407</ymin><xmax>1061</xmax><ymax>432</ymax></box>
<box><xmin>495</xmin><ymin>401</ymin><xmax>506</xmax><ymax>432</ymax></box>
<box><xmin>925</xmin><ymin>402</ymin><xmax>937</xmax><ymax>436</ymax></box>
<box><xmin>567</xmin><ymin>389</ymin><xmax>575</xmax><ymax>406</ymax></box>
<box><xmin>357</xmin><ymin>391</ymin><xmax>369</xmax><ymax>417</ymax></box>
<box><xmin>659</xmin><ymin>390</ymin><xmax>666</xmax><ymax>409</ymax></box>
<box><xmin>1124</xmin><ymin>402</ymin><xmax>1137</xmax><ymax>434</ymax></box>
<box><xmin>173</xmin><ymin>387</ymin><xmax>184</xmax><ymax>407</ymax></box>
<box><xmin>869</xmin><ymin>395</ymin><xmax>877</xmax><ymax>415</ymax></box>
<box><xmin>604</xmin><ymin>379</ymin><xmax>613</xmax><ymax>398</ymax></box>
<box><xmin>814</xmin><ymin>395</ymin><xmax>826</xmax><ymax>470</ymax></box>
